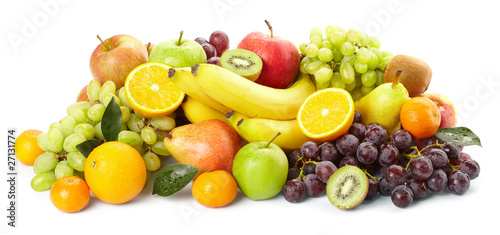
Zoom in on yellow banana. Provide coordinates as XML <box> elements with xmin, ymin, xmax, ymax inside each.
<box><xmin>168</xmin><ymin>64</ymin><xmax>316</xmax><ymax>120</ymax></box>
<box><xmin>226</xmin><ymin>110</ymin><xmax>312</xmax><ymax>150</ymax></box>
<box><xmin>181</xmin><ymin>96</ymin><xmax>229</xmax><ymax>124</ymax></box>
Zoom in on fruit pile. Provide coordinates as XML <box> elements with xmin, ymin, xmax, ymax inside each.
<box><xmin>14</xmin><ymin>21</ymin><xmax>482</xmax><ymax>213</ymax></box>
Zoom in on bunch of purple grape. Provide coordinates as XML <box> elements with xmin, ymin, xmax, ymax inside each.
<box><xmin>194</xmin><ymin>30</ymin><xmax>229</xmax><ymax>66</ymax></box>
<box><xmin>283</xmin><ymin>111</ymin><xmax>481</xmax><ymax>208</ymax></box>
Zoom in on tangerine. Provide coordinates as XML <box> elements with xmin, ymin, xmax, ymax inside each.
<box><xmin>400</xmin><ymin>97</ymin><xmax>441</xmax><ymax>139</ymax></box>
<box><xmin>50</xmin><ymin>176</ymin><xmax>90</xmax><ymax>213</ymax></box>
<box><xmin>191</xmin><ymin>170</ymin><xmax>238</xmax><ymax>208</ymax></box>
<box><xmin>15</xmin><ymin>129</ymin><xmax>45</xmax><ymax>165</ymax></box>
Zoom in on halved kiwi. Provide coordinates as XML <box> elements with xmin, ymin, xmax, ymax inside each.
<box><xmin>326</xmin><ymin>165</ymin><xmax>368</xmax><ymax>209</ymax></box>
<box><xmin>220</xmin><ymin>49</ymin><xmax>263</xmax><ymax>81</ymax></box>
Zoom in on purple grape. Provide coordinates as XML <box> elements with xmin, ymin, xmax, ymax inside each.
<box><xmin>460</xmin><ymin>159</ymin><xmax>480</xmax><ymax>180</ymax></box>
<box><xmin>450</xmin><ymin>152</ymin><xmax>471</xmax><ymax>166</ymax></box>
<box><xmin>303</xmin><ymin>174</ymin><xmax>326</xmax><ymax>197</ymax></box>
<box><xmin>378</xmin><ymin>178</ymin><xmax>396</xmax><ymax>196</ymax></box>
<box><xmin>315</xmin><ymin>161</ymin><xmax>338</xmax><ymax>183</ymax></box>
<box><xmin>339</xmin><ymin>155</ymin><xmax>359</xmax><ymax>167</ymax></box>
<box><xmin>301</xmin><ymin>141</ymin><xmax>319</xmax><ymax>160</ymax></box>
<box><xmin>378</xmin><ymin>143</ymin><xmax>399</xmax><ymax>167</ymax></box>
<box><xmin>287</xmin><ymin>168</ymin><xmax>300</xmax><ymax>181</ymax></box>
<box><xmin>336</xmin><ymin>134</ymin><xmax>360</xmax><ymax>156</ymax></box>
<box><xmin>426</xmin><ymin>169</ymin><xmax>448</xmax><ymax>192</ymax></box>
<box><xmin>319</xmin><ymin>142</ymin><xmax>339</xmax><ymax>162</ymax></box>
<box><xmin>409</xmin><ymin>156</ymin><xmax>433</xmax><ymax>180</ymax></box>
<box><xmin>425</xmin><ymin>148</ymin><xmax>448</xmax><ymax>168</ymax></box>
<box><xmin>288</xmin><ymin>149</ymin><xmax>302</xmax><ymax>168</ymax></box>
<box><xmin>194</xmin><ymin>37</ymin><xmax>208</xmax><ymax>45</ymax></box>
<box><xmin>407</xmin><ymin>178</ymin><xmax>427</xmax><ymax>199</ymax></box>
<box><xmin>356</xmin><ymin>142</ymin><xmax>378</xmax><ymax>164</ymax></box>
<box><xmin>441</xmin><ymin>142</ymin><xmax>461</xmax><ymax>161</ymax></box>
<box><xmin>391</xmin><ymin>129</ymin><xmax>413</xmax><ymax>150</ymax></box>
<box><xmin>348</xmin><ymin>123</ymin><xmax>366</xmax><ymax>142</ymax></box>
<box><xmin>448</xmin><ymin>170</ymin><xmax>470</xmax><ymax>195</ymax></box>
<box><xmin>283</xmin><ymin>179</ymin><xmax>306</xmax><ymax>203</ymax></box>
<box><xmin>302</xmin><ymin>163</ymin><xmax>316</xmax><ymax>175</ymax></box>
<box><xmin>385</xmin><ymin>165</ymin><xmax>407</xmax><ymax>186</ymax></box>
<box><xmin>207</xmin><ymin>57</ymin><xmax>221</xmax><ymax>66</ymax></box>
<box><xmin>366</xmin><ymin>122</ymin><xmax>382</xmax><ymax>129</ymax></box>
<box><xmin>365</xmin><ymin>125</ymin><xmax>387</xmax><ymax>145</ymax></box>
<box><xmin>201</xmin><ymin>43</ymin><xmax>217</xmax><ymax>59</ymax></box>
<box><xmin>353</xmin><ymin>111</ymin><xmax>362</xmax><ymax>123</ymax></box>
<box><xmin>209</xmin><ymin>30</ymin><xmax>229</xmax><ymax>57</ymax></box>
<box><xmin>391</xmin><ymin>185</ymin><xmax>413</xmax><ymax>208</ymax></box>
<box><xmin>365</xmin><ymin>178</ymin><xmax>379</xmax><ymax>200</ymax></box>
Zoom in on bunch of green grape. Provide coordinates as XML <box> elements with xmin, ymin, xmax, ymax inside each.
<box><xmin>31</xmin><ymin>79</ymin><xmax>175</xmax><ymax>192</ymax></box>
<box><xmin>299</xmin><ymin>25</ymin><xmax>394</xmax><ymax>101</ymax></box>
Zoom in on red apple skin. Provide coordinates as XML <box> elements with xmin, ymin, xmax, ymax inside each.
<box><xmin>422</xmin><ymin>93</ymin><xmax>457</xmax><ymax>128</ymax></box>
<box><xmin>237</xmin><ymin>32</ymin><xmax>300</xmax><ymax>89</ymax></box>
<box><xmin>76</xmin><ymin>85</ymin><xmax>90</xmax><ymax>102</ymax></box>
<box><xmin>90</xmin><ymin>34</ymin><xmax>148</xmax><ymax>89</ymax></box>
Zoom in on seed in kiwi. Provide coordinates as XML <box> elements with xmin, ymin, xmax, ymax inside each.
<box><xmin>220</xmin><ymin>49</ymin><xmax>263</xmax><ymax>81</ymax></box>
<box><xmin>326</xmin><ymin>165</ymin><xmax>368</xmax><ymax>209</ymax></box>
<box><xmin>384</xmin><ymin>54</ymin><xmax>432</xmax><ymax>97</ymax></box>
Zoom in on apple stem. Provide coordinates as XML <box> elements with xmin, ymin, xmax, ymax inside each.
<box><xmin>177</xmin><ymin>31</ymin><xmax>184</xmax><ymax>46</ymax></box>
<box><xmin>96</xmin><ymin>35</ymin><xmax>110</xmax><ymax>51</ymax></box>
<box><xmin>265</xmin><ymin>20</ymin><xmax>273</xmax><ymax>38</ymax></box>
<box><xmin>146</xmin><ymin>42</ymin><xmax>151</xmax><ymax>56</ymax></box>
<box><xmin>392</xmin><ymin>69</ymin><xmax>403</xmax><ymax>88</ymax></box>
<box><xmin>265</xmin><ymin>132</ymin><xmax>281</xmax><ymax>148</ymax></box>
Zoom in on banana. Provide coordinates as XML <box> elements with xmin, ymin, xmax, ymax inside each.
<box><xmin>168</xmin><ymin>64</ymin><xmax>316</xmax><ymax>120</ymax></box>
<box><xmin>181</xmin><ymin>96</ymin><xmax>229</xmax><ymax>124</ymax></box>
<box><xmin>226</xmin><ymin>110</ymin><xmax>312</xmax><ymax>150</ymax></box>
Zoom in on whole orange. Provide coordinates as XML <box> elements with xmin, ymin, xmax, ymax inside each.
<box><xmin>400</xmin><ymin>97</ymin><xmax>441</xmax><ymax>139</ymax></box>
<box><xmin>191</xmin><ymin>170</ymin><xmax>238</xmax><ymax>208</ymax></box>
<box><xmin>50</xmin><ymin>176</ymin><xmax>90</xmax><ymax>213</ymax></box>
<box><xmin>15</xmin><ymin>129</ymin><xmax>45</xmax><ymax>165</ymax></box>
<box><xmin>84</xmin><ymin>141</ymin><xmax>146</xmax><ymax>204</ymax></box>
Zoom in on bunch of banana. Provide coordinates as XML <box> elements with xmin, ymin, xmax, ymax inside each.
<box><xmin>168</xmin><ymin>64</ymin><xmax>316</xmax><ymax>120</ymax></box>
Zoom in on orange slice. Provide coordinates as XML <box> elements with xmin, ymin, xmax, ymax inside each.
<box><xmin>297</xmin><ymin>88</ymin><xmax>355</xmax><ymax>142</ymax></box>
<box><xmin>125</xmin><ymin>62</ymin><xmax>184</xmax><ymax>118</ymax></box>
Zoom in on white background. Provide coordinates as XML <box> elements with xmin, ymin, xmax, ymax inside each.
<box><xmin>1</xmin><ymin>0</ymin><xmax>499</xmax><ymax>234</ymax></box>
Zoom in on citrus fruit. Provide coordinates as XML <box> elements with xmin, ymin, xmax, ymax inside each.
<box><xmin>191</xmin><ymin>170</ymin><xmax>238</xmax><ymax>208</ymax></box>
<box><xmin>84</xmin><ymin>141</ymin><xmax>146</xmax><ymax>204</ymax></box>
<box><xmin>400</xmin><ymin>96</ymin><xmax>441</xmax><ymax>139</ymax></box>
<box><xmin>124</xmin><ymin>62</ymin><xmax>185</xmax><ymax>118</ymax></box>
<box><xmin>50</xmin><ymin>176</ymin><xmax>90</xmax><ymax>213</ymax></box>
<box><xmin>297</xmin><ymin>88</ymin><xmax>355</xmax><ymax>142</ymax></box>
<box><xmin>15</xmin><ymin>129</ymin><xmax>45</xmax><ymax>165</ymax></box>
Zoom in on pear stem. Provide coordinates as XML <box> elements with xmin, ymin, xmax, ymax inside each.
<box><xmin>265</xmin><ymin>132</ymin><xmax>281</xmax><ymax>148</ymax></box>
<box><xmin>96</xmin><ymin>35</ymin><xmax>110</xmax><ymax>51</ymax></box>
<box><xmin>154</xmin><ymin>128</ymin><xmax>172</xmax><ymax>139</ymax></box>
<box><xmin>177</xmin><ymin>31</ymin><xmax>184</xmax><ymax>46</ymax></box>
<box><xmin>392</xmin><ymin>69</ymin><xmax>403</xmax><ymax>88</ymax></box>
<box><xmin>265</xmin><ymin>20</ymin><xmax>273</xmax><ymax>38</ymax></box>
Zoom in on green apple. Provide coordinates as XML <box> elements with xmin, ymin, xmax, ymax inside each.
<box><xmin>232</xmin><ymin>133</ymin><xmax>288</xmax><ymax>200</ymax></box>
<box><xmin>149</xmin><ymin>31</ymin><xmax>207</xmax><ymax>68</ymax></box>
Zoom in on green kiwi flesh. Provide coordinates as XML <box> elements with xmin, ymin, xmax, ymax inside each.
<box><xmin>220</xmin><ymin>49</ymin><xmax>263</xmax><ymax>81</ymax></box>
<box><xmin>326</xmin><ymin>165</ymin><xmax>368</xmax><ymax>209</ymax></box>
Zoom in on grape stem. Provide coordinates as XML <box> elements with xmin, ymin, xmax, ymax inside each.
<box><xmin>363</xmin><ymin>169</ymin><xmax>380</xmax><ymax>181</ymax></box>
<box><xmin>401</xmin><ymin>140</ymin><xmax>444</xmax><ymax>170</ymax></box>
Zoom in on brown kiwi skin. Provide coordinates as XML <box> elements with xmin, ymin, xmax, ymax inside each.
<box><xmin>384</xmin><ymin>54</ymin><xmax>432</xmax><ymax>97</ymax></box>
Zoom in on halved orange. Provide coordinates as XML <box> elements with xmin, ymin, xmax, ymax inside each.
<box><xmin>124</xmin><ymin>62</ymin><xmax>185</xmax><ymax>118</ymax></box>
<box><xmin>297</xmin><ymin>88</ymin><xmax>355</xmax><ymax>142</ymax></box>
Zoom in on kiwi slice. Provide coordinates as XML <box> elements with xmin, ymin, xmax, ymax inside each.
<box><xmin>220</xmin><ymin>49</ymin><xmax>263</xmax><ymax>81</ymax></box>
<box><xmin>326</xmin><ymin>165</ymin><xmax>368</xmax><ymax>209</ymax></box>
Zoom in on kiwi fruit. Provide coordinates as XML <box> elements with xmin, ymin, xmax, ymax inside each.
<box><xmin>384</xmin><ymin>54</ymin><xmax>432</xmax><ymax>97</ymax></box>
<box><xmin>220</xmin><ymin>49</ymin><xmax>263</xmax><ymax>81</ymax></box>
<box><xmin>326</xmin><ymin>165</ymin><xmax>368</xmax><ymax>209</ymax></box>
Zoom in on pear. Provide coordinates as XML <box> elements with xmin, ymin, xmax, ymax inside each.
<box><xmin>161</xmin><ymin>119</ymin><xmax>242</xmax><ymax>174</ymax></box>
<box><xmin>355</xmin><ymin>69</ymin><xmax>409</xmax><ymax>134</ymax></box>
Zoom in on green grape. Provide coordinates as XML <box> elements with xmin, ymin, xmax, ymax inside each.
<box><xmin>367</xmin><ymin>52</ymin><xmax>379</xmax><ymax>70</ymax></box>
<box><xmin>60</xmin><ymin>115</ymin><xmax>77</xmax><ymax>138</ymax></box>
<box><xmin>49</xmin><ymin>122</ymin><xmax>63</xmax><ymax>133</ymax></box>
<box><xmin>117</xmin><ymin>87</ymin><xmax>133</xmax><ymax>111</ymax></box>
<box><xmin>310</xmin><ymin>27</ymin><xmax>323</xmax><ymax>40</ymax></box>
<box><xmin>355</xmin><ymin>75</ymin><xmax>363</xmax><ymax>89</ymax></box>
<box><xmin>74</xmin><ymin>123</ymin><xmax>95</xmax><ymax>140</ymax></box>
<box><xmin>141</xmin><ymin>126</ymin><xmax>157</xmax><ymax>145</ymax></box>
<box><xmin>94</xmin><ymin>122</ymin><xmax>104</xmax><ymax>140</ymax></box>
<box><xmin>46</xmin><ymin>127</ymin><xmax>64</xmax><ymax>153</ymax></box>
<box><xmin>69</xmin><ymin>108</ymin><xmax>87</xmax><ymax>124</ymax></box>
<box><xmin>341</xmin><ymin>54</ymin><xmax>356</xmax><ymax>65</ymax></box>
<box><xmin>305</xmin><ymin>60</ymin><xmax>326</xmax><ymax>75</ymax></box>
<box><xmin>103</xmin><ymin>93</ymin><xmax>121</xmax><ymax>107</ymax></box>
<box><xmin>118</xmin><ymin>130</ymin><xmax>144</xmax><ymax>147</ymax></box>
<box><xmin>31</xmin><ymin>171</ymin><xmax>57</xmax><ymax>192</ymax></box>
<box><xmin>358</xmin><ymin>33</ymin><xmax>368</xmax><ymax>47</ymax></box>
<box><xmin>315</xmin><ymin>79</ymin><xmax>330</xmax><ymax>90</ymax></box>
<box><xmin>33</xmin><ymin>152</ymin><xmax>59</xmax><ymax>174</ymax></box>
<box><xmin>305</xmin><ymin>43</ymin><xmax>319</xmax><ymax>58</ymax></box>
<box><xmin>382</xmin><ymin>51</ymin><xmax>394</xmax><ymax>58</ymax></box>
<box><xmin>340</xmin><ymin>41</ymin><xmax>356</xmax><ymax>56</ymax></box>
<box><xmin>325</xmin><ymin>25</ymin><xmax>346</xmax><ymax>38</ymax></box>
<box><xmin>380</xmin><ymin>56</ymin><xmax>392</xmax><ymax>70</ymax></box>
<box><xmin>354</xmin><ymin>60</ymin><xmax>368</xmax><ymax>74</ymax></box>
<box><xmin>63</xmin><ymin>133</ymin><xmax>86</xmax><ymax>153</ymax></box>
<box><xmin>321</xmin><ymin>40</ymin><xmax>333</xmax><ymax>50</ymax></box>
<box><xmin>318</xmin><ymin>48</ymin><xmax>334</xmax><ymax>62</ymax></box>
<box><xmin>345</xmin><ymin>77</ymin><xmax>357</xmax><ymax>91</ymax></box>
<box><xmin>37</xmin><ymin>132</ymin><xmax>50</xmax><ymax>152</ymax></box>
<box><xmin>350</xmin><ymin>87</ymin><xmax>363</xmax><ymax>101</ymax></box>
<box><xmin>356</xmin><ymin>47</ymin><xmax>372</xmax><ymax>64</ymax></box>
<box><xmin>375</xmin><ymin>70</ymin><xmax>385</xmax><ymax>86</ymax></box>
<box><xmin>73</xmin><ymin>170</ymin><xmax>85</xmax><ymax>180</ymax></box>
<box><xmin>367</xmin><ymin>36</ymin><xmax>381</xmax><ymax>48</ymax></box>
<box><xmin>299</xmin><ymin>43</ymin><xmax>308</xmax><ymax>54</ymax></box>
<box><xmin>87</xmin><ymin>79</ymin><xmax>101</xmax><ymax>103</ymax></box>
<box><xmin>132</xmin><ymin>144</ymin><xmax>145</xmax><ymax>156</ymax></box>
<box><xmin>120</xmin><ymin>106</ymin><xmax>131</xmax><ymax>124</ymax></box>
<box><xmin>361</xmin><ymin>85</ymin><xmax>376</xmax><ymax>96</ymax></box>
<box><xmin>127</xmin><ymin>113</ymin><xmax>146</xmax><ymax>133</ymax></box>
<box><xmin>346</xmin><ymin>29</ymin><xmax>362</xmax><ymax>43</ymax></box>
<box><xmin>315</xmin><ymin>67</ymin><xmax>333</xmax><ymax>83</ymax></box>
<box><xmin>88</xmin><ymin>103</ymin><xmax>105</xmax><ymax>123</ymax></box>
<box><xmin>300</xmin><ymin>56</ymin><xmax>313</xmax><ymax>74</ymax></box>
<box><xmin>98</xmin><ymin>80</ymin><xmax>116</xmax><ymax>103</ymax></box>
<box><xmin>55</xmin><ymin>161</ymin><xmax>74</xmax><ymax>179</ymax></box>
<box><xmin>369</xmin><ymin>47</ymin><xmax>382</xmax><ymax>63</ymax></box>
<box><xmin>330</xmin><ymin>31</ymin><xmax>347</xmax><ymax>48</ymax></box>
<box><xmin>340</xmin><ymin>62</ymin><xmax>355</xmax><ymax>84</ymax></box>
<box><xmin>152</xmin><ymin>140</ymin><xmax>170</xmax><ymax>156</ymax></box>
<box><xmin>331</xmin><ymin>47</ymin><xmax>343</xmax><ymax>62</ymax></box>
<box><xmin>143</xmin><ymin>151</ymin><xmax>161</xmax><ymax>172</ymax></box>
<box><xmin>67</xmin><ymin>151</ymin><xmax>86</xmax><ymax>172</ymax></box>
<box><xmin>310</xmin><ymin>36</ymin><xmax>322</xmax><ymax>47</ymax></box>
<box><xmin>331</xmin><ymin>72</ymin><xmax>346</xmax><ymax>89</ymax></box>
<box><xmin>361</xmin><ymin>70</ymin><xmax>377</xmax><ymax>87</ymax></box>
<box><xmin>67</xmin><ymin>101</ymin><xmax>92</xmax><ymax>116</ymax></box>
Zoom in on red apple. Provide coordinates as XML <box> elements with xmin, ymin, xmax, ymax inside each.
<box><xmin>90</xmin><ymin>34</ymin><xmax>148</xmax><ymax>89</ymax></box>
<box><xmin>237</xmin><ymin>20</ymin><xmax>300</xmax><ymax>89</ymax></box>
<box><xmin>76</xmin><ymin>85</ymin><xmax>90</xmax><ymax>102</ymax></box>
<box><xmin>421</xmin><ymin>93</ymin><xmax>457</xmax><ymax>128</ymax></box>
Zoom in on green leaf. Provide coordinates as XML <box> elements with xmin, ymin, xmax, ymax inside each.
<box><xmin>434</xmin><ymin>127</ymin><xmax>482</xmax><ymax>147</ymax></box>
<box><xmin>76</xmin><ymin>139</ymin><xmax>102</xmax><ymax>157</ymax></box>
<box><xmin>152</xmin><ymin>164</ymin><xmax>200</xmax><ymax>196</ymax></box>
<box><xmin>101</xmin><ymin>97</ymin><xmax>122</xmax><ymax>142</ymax></box>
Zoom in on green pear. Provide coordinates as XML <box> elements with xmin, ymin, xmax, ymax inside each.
<box><xmin>355</xmin><ymin>69</ymin><xmax>409</xmax><ymax>134</ymax></box>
